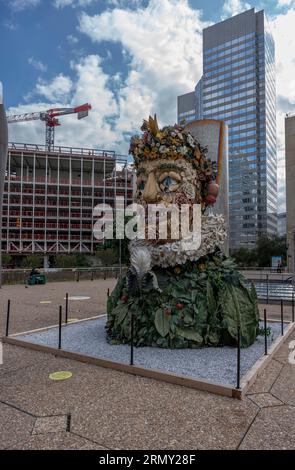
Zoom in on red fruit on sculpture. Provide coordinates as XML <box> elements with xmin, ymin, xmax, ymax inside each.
<box><xmin>204</xmin><ymin>194</ymin><xmax>217</xmax><ymax>205</ymax></box>
<box><xmin>207</xmin><ymin>181</ymin><xmax>219</xmax><ymax>197</ymax></box>
<box><xmin>121</xmin><ymin>295</ymin><xmax>128</xmax><ymax>303</ymax></box>
<box><xmin>176</xmin><ymin>303</ymin><xmax>184</xmax><ymax>310</ymax></box>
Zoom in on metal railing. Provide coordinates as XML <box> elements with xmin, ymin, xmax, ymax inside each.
<box><xmin>8</xmin><ymin>142</ymin><xmax>117</xmax><ymax>159</ymax></box>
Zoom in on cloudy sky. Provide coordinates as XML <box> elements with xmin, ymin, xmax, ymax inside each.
<box><xmin>1</xmin><ymin>0</ymin><xmax>295</xmax><ymax>211</ymax></box>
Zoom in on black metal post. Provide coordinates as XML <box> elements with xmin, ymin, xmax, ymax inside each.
<box><xmin>5</xmin><ymin>299</ymin><xmax>10</xmax><ymax>337</ymax></box>
<box><xmin>76</xmin><ymin>271</ymin><xmax>80</xmax><ymax>282</ymax></box>
<box><xmin>107</xmin><ymin>288</ymin><xmax>110</xmax><ymax>298</ymax></box>
<box><xmin>130</xmin><ymin>312</ymin><xmax>134</xmax><ymax>366</ymax></box>
<box><xmin>115</xmin><ymin>269</ymin><xmax>118</xmax><ymax>279</ymax></box>
<box><xmin>91</xmin><ymin>271</ymin><xmax>94</xmax><ymax>281</ymax></box>
<box><xmin>292</xmin><ymin>291</ymin><xmax>294</xmax><ymax>323</ymax></box>
<box><xmin>281</xmin><ymin>299</ymin><xmax>284</xmax><ymax>335</ymax></box>
<box><xmin>236</xmin><ymin>326</ymin><xmax>241</xmax><ymax>389</ymax></box>
<box><xmin>104</xmin><ymin>270</ymin><xmax>106</xmax><ymax>280</ymax></box>
<box><xmin>58</xmin><ymin>305</ymin><xmax>62</xmax><ymax>349</ymax></box>
<box><xmin>65</xmin><ymin>293</ymin><xmax>68</xmax><ymax>324</ymax></box>
<box><xmin>266</xmin><ymin>274</ymin><xmax>269</xmax><ymax>304</ymax></box>
<box><xmin>264</xmin><ymin>308</ymin><xmax>268</xmax><ymax>355</ymax></box>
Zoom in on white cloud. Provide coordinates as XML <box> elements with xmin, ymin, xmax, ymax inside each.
<box><xmin>277</xmin><ymin>0</ymin><xmax>295</xmax><ymax>6</ymax></box>
<box><xmin>53</xmin><ymin>0</ymin><xmax>95</xmax><ymax>7</ymax></box>
<box><xmin>107</xmin><ymin>0</ymin><xmax>145</xmax><ymax>7</ymax></box>
<box><xmin>7</xmin><ymin>55</ymin><xmax>119</xmax><ymax>149</ymax></box>
<box><xmin>8</xmin><ymin>0</ymin><xmax>293</xmax><ymax>215</ymax></box>
<box><xmin>28</xmin><ymin>57</ymin><xmax>47</xmax><ymax>72</ymax></box>
<box><xmin>6</xmin><ymin>0</ymin><xmax>40</xmax><ymax>11</ymax></box>
<box><xmin>9</xmin><ymin>0</ymin><xmax>206</xmax><ymax>153</ymax></box>
<box><xmin>79</xmin><ymin>0</ymin><xmax>206</xmax><ymax>128</ymax></box>
<box><xmin>67</xmin><ymin>34</ymin><xmax>79</xmax><ymax>45</ymax></box>
<box><xmin>53</xmin><ymin>0</ymin><xmax>144</xmax><ymax>7</ymax></box>
<box><xmin>35</xmin><ymin>74</ymin><xmax>73</xmax><ymax>102</ymax></box>
<box><xmin>222</xmin><ymin>0</ymin><xmax>251</xmax><ymax>18</ymax></box>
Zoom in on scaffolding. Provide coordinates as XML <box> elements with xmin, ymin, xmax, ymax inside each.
<box><xmin>1</xmin><ymin>143</ymin><xmax>134</xmax><ymax>254</ymax></box>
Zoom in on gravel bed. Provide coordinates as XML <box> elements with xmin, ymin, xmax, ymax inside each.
<box><xmin>18</xmin><ymin>317</ymin><xmax>284</xmax><ymax>386</ymax></box>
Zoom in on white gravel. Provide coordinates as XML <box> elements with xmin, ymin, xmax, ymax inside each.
<box><xmin>18</xmin><ymin>317</ymin><xmax>284</xmax><ymax>386</ymax></box>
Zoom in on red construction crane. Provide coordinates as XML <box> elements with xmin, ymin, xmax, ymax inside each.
<box><xmin>7</xmin><ymin>103</ymin><xmax>91</xmax><ymax>151</ymax></box>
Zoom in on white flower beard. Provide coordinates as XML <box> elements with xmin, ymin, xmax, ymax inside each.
<box><xmin>129</xmin><ymin>214</ymin><xmax>227</xmax><ymax>268</ymax></box>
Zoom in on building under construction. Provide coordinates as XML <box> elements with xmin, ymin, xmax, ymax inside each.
<box><xmin>1</xmin><ymin>143</ymin><xmax>134</xmax><ymax>260</ymax></box>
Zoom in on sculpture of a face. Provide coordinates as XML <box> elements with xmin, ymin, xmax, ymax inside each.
<box><xmin>130</xmin><ymin>116</ymin><xmax>218</xmax><ymax>244</ymax></box>
<box><xmin>135</xmin><ymin>158</ymin><xmax>201</xmax><ymax>207</ymax></box>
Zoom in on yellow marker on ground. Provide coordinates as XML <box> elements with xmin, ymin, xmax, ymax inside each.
<box><xmin>67</xmin><ymin>318</ymin><xmax>79</xmax><ymax>323</ymax></box>
<box><xmin>40</xmin><ymin>301</ymin><xmax>52</xmax><ymax>304</ymax></box>
<box><xmin>49</xmin><ymin>371</ymin><xmax>73</xmax><ymax>381</ymax></box>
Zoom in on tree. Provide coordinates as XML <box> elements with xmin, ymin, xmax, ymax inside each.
<box><xmin>21</xmin><ymin>254</ymin><xmax>43</xmax><ymax>268</ymax></box>
<box><xmin>231</xmin><ymin>235</ymin><xmax>287</xmax><ymax>268</ymax></box>
<box><xmin>231</xmin><ymin>247</ymin><xmax>257</xmax><ymax>267</ymax></box>
<box><xmin>2</xmin><ymin>253</ymin><xmax>12</xmax><ymax>268</ymax></box>
<box><xmin>256</xmin><ymin>235</ymin><xmax>287</xmax><ymax>267</ymax></box>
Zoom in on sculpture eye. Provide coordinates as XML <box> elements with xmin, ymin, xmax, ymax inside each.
<box><xmin>162</xmin><ymin>176</ymin><xmax>177</xmax><ymax>188</ymax></box>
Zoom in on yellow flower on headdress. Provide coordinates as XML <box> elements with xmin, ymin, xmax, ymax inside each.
<box><xmin>156</xmin><ymin>131</ymin><xmax>164</xmax><ymax>140</ymax></box>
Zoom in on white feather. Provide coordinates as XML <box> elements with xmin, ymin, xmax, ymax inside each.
<box><xmin>130</xmin><ymin>246</ymin><xmax>151</xmax><ymax>280</ymax></box>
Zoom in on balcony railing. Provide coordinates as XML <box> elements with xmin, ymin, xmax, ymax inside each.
<box><xmin>8</xmin><ymin>142</ymin><xmax>118</xmax><ymax>159</ymax></box>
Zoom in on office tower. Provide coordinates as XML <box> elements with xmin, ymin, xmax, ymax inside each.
<box><xmin>177</xmin><ymin>91</ymin><xmax>197</xmax><ymax>124</ymax></box>
<box><xmin>285</xmin><ymin>114</ymin><xmax>295</xmax><ymax>272</ymax></box>
<box><xmin>195</xmin><ymin>77</ymin><xmax>203</xmax><ymax>120</ymax></box>
<box><xmin>178</xmin><ymin>8</ymin><xmax>278</xmax><ymax>249</ymax></box>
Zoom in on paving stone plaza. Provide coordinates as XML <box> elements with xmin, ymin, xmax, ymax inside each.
<box><xmin>0</xmin><ymin>280</ymin><xmax>294</xmax><ymax>450</ymax></box>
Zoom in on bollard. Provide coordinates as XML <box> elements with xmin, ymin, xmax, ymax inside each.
<box><xmin>236</xmin><ymin>326</ymin><xmax>241</xmax><ymax>389</ymax></box>
<box><xmin>130</xmin><ymin>312</ymin><xmax>134</xmax><ymax>366</ymax></box>
<box><xmin>104</xmin><ymin>270</ymin><xmax>106</xmax><ymax>280</ymax></box>
<box><xmin>5</xmin><ymin>299</ymin><xmax>11</xmax><ymax>337</ymax></box>
<box><xmin>76</xmin><ymin>271</ymin><xmax>80</xmax><ymax>282</ymax></box>
<box><xmin>264</xmin><ymin>308</ymin><xmax>268</xmax><ymax>355</ymax></box>
<box><xmin>292</xmin><ymin>292</ymin><xmax>294</xmax><ymax>323</ymax></box>
<box><xmin>65</xmin><ymin>293</ymin><xmax>68</xmax><ymax>324</ymax></box>
<box><xmin>107</xmin><ymin>288</ymin><xmax>110</xmax><ymax>298</ymax></box>
<box><xmin>58</xmin><ymin>305</ymin><xmax>62</xmax><ymax>349</ymax></box>
<box><xmin>281</xmin><ymin>299</ymin><xmax>284</xmax><ymax>335</ymax></box>
<box><xmin>91</xmin><ymin>271</ymin><xmax>94</xmax><ymax>281</ymax></box>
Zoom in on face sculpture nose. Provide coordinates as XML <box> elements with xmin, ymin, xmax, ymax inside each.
<box><xmin>142</xmin><ymin>171</ymin><xmax>159</xmax><ymax>203</ymax></box>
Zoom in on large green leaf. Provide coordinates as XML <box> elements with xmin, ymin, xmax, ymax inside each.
<box><xmin>114</xmin><ymin>304</ymin><xmax>129</xmax><ymax>328</ymax></box>
<box><xmin>206</xmin><ymin>279</ymin><xmax>216</xmax><ymax>317</ymax></box>
<box><xmin>176</xmin><ymin>327</ymin><xmax>203</xmax><ymax>344</ymax></box>
<box><xmin>154</xmin><ymin>308</ymin><xmax>170</xmax><ymax>337</ymax></box>
<box><xmin>220</xmin><ymin>282</ymin><xmax>259</xmax><ymax>347</ymax></box>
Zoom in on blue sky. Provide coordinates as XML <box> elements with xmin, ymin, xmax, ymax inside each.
<box><xmin>1</xmin><ymin>0</ymin><xmax>290</xmax><ymax>109</ymax></box>
<box><xmin>1</xmin><ymin>0</ymin><xmax>295</xmax><ymax>210</ymax></box>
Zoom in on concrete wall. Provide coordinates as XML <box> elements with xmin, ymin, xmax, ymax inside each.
<box><xmin>185</xmin><ymin>119</ymin><xmax>229</xmax><ymax>255</ymax></box>
<box><xmin>286</xmin><ymin>115</ymin><xmax>295</xmax><ymax>272</ymax></box>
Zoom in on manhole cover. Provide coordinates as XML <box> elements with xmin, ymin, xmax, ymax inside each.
<box><xmin>49</xmin><ymin>371</ymin><xmax>73</xmax><ymax>381</ymax></box>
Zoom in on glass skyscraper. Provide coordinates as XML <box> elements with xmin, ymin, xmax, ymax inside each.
<box><xmin>179</xmin><ymin>8</ymin><xmax>278</xmax><ymax>250</ymax></box>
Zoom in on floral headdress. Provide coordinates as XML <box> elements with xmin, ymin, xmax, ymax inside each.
<box><xmin>129</xmin><ymin>115</ymin><xmax>217</xmax><ymax>182</ymax></box>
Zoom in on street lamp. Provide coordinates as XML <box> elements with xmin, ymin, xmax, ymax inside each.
<box><xmin>0</xmin><ymin>82</ymin><xmax>8</xmax><ymax>288</ymax></box>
